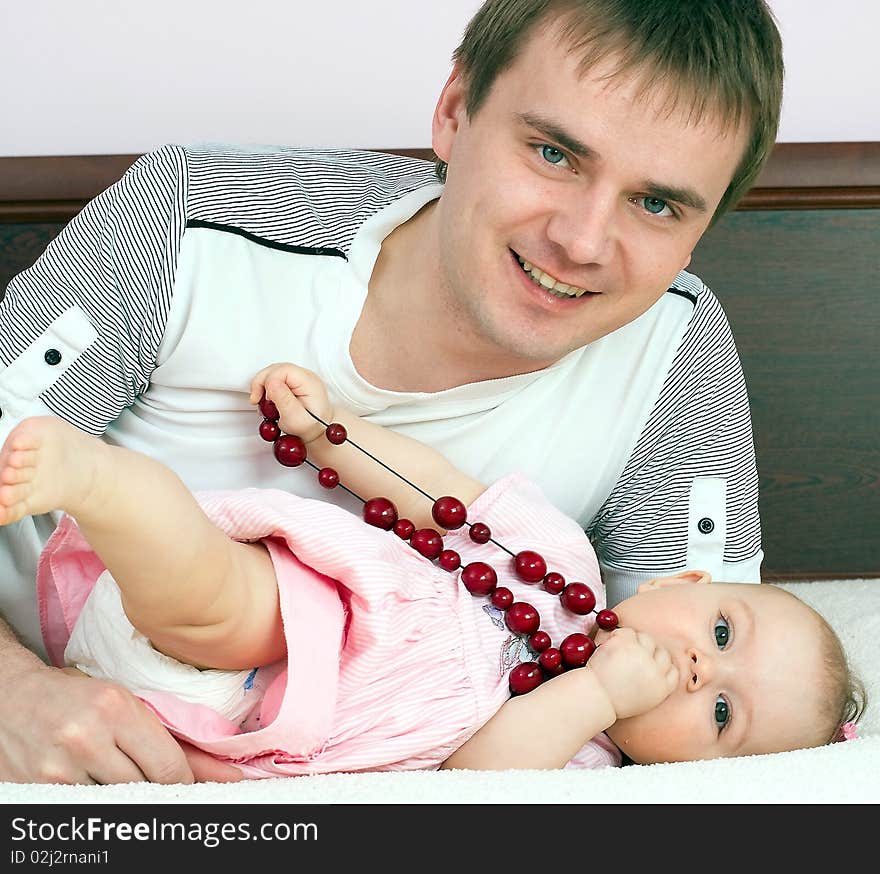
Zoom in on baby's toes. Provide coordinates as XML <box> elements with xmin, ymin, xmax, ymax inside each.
<box><xmin>0</xmin><ymin>483</ymin><xmax>28</xmax><ymax>523</ymax></box>
<box><xmin>0</xmin><ymin>461</ymin><xmax>35</xmax><ymax>486</ymax></box>
<box><xmin>1</xmin><ymin>465</ymin><xmax>22</xmax><ymax>486</ymax></box>
<box><xmin>4</xmin><ymin>448</ymin><xmax>38</xmax><ymax>472</ymax></box>
<box><xmin>6</xmin><ymin>422</ymin><xmax>43</xmax><ymax>452</ymax></box>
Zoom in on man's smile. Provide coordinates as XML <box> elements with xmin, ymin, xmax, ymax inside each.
<box><xmin>510</xmin><ymin>249</ymin><xmax>600</xmax><ymax>300</ymax></box>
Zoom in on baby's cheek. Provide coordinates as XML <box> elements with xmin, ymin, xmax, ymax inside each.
<box><xmin>627</xmin><ymin>694</ymin><xmax>698</xmax><ymax>763</ymax></box>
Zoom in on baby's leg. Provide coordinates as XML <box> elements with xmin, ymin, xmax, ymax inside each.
<box><xmin>0</xmin><ymin>417</ymin><xmax>284</xmax><ymax>670</ymax></box>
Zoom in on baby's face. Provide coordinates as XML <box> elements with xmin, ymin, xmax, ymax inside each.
<box><xmin>596</xmin><ymin>582</ymin><xmax>828</xmax><ymax>763</ymax></box>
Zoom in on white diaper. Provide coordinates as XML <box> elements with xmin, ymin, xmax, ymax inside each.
<box><xmin>65</xmin><ymin>570</ymin><xmax>271</xmax><ymax>724</ymax></box>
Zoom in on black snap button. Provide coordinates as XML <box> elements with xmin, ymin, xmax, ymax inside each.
<box><xmin>44</xmin><ymin>348</ymin><xmax>62</xmax><ymax>365</ymax></box>
<box><xmin>698</xmin><ymin>517</ymin><xmax>715</xmax><ymax>534</ymax></box>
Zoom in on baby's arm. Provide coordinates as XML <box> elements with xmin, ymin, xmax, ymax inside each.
<box><xmin>251</xmin><ymin>363</ymin><xmax>486</xmax><ymax>527</ymax></box>
<box><xmin>442</xmin><ymin>666</ymin><xmax>617</xmax><ymax>770</ymax></box>
<box><xmin>441</xmin><ymin>628</ymin><xmax>679</xmax><ymax>770</ymax></box>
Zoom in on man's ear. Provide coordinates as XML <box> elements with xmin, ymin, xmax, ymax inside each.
<box><xmin>432</xmin><ymin>65</ymin><xmax>467</xmax><ymax>164</ymax></box>
<box><xmin>637</xmin><ymin>569</ymin><xmax>712</xmax><ymax>593</ymax></box>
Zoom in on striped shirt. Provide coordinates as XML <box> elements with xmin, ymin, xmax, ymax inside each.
<box><xmin>0</xmin><ymin>143</ymin><xmax>762</xmax><ymax>654</ymax></box>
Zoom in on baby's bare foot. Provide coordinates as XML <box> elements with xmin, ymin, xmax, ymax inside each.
<box><xmin>0</xmin><ymin>417</ymin><xmax>105</xmax><ymax>525</ymax></box>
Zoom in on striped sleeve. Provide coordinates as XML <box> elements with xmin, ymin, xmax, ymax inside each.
<box><xmin>0</xmin><ymin>145</ymin><xmax>438</xmax><ymax>442</ymax></box>
<box><xmin>588</xmin><ymin>282</ymin><xmax>762</xmax><ymax>597</ymax></box>
<box><xmin>0</xmin><ymin>145</ymin><xmax>188</xmax><ymax>434</ymax></box>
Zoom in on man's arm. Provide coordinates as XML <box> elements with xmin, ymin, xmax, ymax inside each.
<box><xmin>0</xmin><ymin>617</ymin><xmax>197</xmax><ymax>784</ymax></box>
<box><xmin>0</xmin><ymin>145</ymin><xmax>195</xmax><ymax>783</ymax></box>
<box><xmin>0</xmin><ymin>145</ymin><xmax>188</xmax><ymax>442</ymax></box>
<box><xmin>590</xmin><ymin>287</ymin><xmax>763</xmax><ymax>605</ymax></box>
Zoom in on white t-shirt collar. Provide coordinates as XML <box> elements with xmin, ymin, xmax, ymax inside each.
<box><xmin>323</xmin><ymin>184</ymin><xmax>583</xmax><ymax>415</ymax></box>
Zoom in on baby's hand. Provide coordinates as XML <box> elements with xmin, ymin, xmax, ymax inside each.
<box><xmin>588</xmin><ymin>628</ymin><xmax>678</xmax><ymax>720</ymax></box>
<box><xmin>249</xmin><ymin>363</ymin><xmax>334</xmax><ymax>444</ymax></box>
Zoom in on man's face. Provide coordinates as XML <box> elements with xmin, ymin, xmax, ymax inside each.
<box><xmin>596</xmin><ymin>582</ymin><xmax>828</xmax><ymax>764</ymax></box>
<box><xmin>430</xmin><ymin>23</ymin><xmax>750</xmax><ymax>371</ymax></box>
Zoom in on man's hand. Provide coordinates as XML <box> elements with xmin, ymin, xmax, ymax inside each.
<box><xmin>588</xmin><ymin>628</ymin><xmax>679</xmax><ymax>720</ymax></box>
<box><xmin>249</xmin><ymin>363</ymin><xmax>334</xmax><ymax>443</ymax></box>
<box><xmin>179</xmin><ymin>740</ymin><xmax>244</xmax><ymax>783</ymax></box>
<box><xmin>0</xmin><ymin>663</ymin><xmax>195</xmax><ymax>784</ymax></box>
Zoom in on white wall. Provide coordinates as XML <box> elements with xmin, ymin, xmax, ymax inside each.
<box><xmin>1</xmin><ymin>0</ymin><xmax>877</xmax><ymax>157</ymax></box>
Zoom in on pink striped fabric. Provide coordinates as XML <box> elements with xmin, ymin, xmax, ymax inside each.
<box><xmin>38</xmin><ymin>473</ymin><xmax>621</xmax><ymax>774</ymax></box>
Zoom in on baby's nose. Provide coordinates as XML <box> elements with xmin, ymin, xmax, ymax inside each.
<box><xmin>686</xmin><ymin>648</ymin><xmax>714</xmax><ymax>690</ymax></box>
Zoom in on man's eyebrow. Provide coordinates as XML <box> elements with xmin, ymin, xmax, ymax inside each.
<box><xmin>516</xmin><ymin>112</ymin><xmax>598</xmax><ymax>160</ymax></box>
<box><xmin>641</xmin><ymin>180</ymin><xmax>708</xmax><ymax>214</ymax></box>
<box><xmin>517</xmin><ymin>112</ymin><xmax>709</xmax><ymax>214</ymax></box>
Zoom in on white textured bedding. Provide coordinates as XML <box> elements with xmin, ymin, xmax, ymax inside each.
<box><xmin>2</xmin><ymin>579</ymin><xmax>877</xmax><ymax>804</ymax></box>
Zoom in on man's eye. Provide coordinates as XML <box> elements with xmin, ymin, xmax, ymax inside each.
<box><xmin>538</xmin><ymin>144</ymin><xmax>570</xmax><ymax>167</ymax></box>
<box><xmin>714</xmin><ymin>695</ymin><xmax>731</xmax><ymax>731</ymax></box>
<box><xmin>714</xmin><ymin>615</ymin><xmax>731</xmax><ymax>649</ymax></box>
<box><xmin>640</xmin><ymin>196</ymin><xmax>672</xmax><ymax>216</ymax></box>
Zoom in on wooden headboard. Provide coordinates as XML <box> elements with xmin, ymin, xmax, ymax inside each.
<box><xmin>1</xmin><ymin>143</ymin><xmax>878</xmax><ymax>580</ymax></box>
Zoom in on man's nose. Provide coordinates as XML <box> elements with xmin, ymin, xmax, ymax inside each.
<box><xmin>686</xmin><ymin>647</ymin><xmax>715</xmax><ymax>691</ymax></box>
<box><xmin>545</xmin><ymin>185</ymin><xmax>616</xmax><ymax>266</ymax></box>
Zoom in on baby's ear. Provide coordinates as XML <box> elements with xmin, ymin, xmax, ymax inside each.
<box><xmin>637</xmin><ymin>569</ymin><xmax>712</xmax><ymax>593</ymax></box>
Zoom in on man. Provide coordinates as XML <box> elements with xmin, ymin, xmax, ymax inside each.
<box><xmin>0</xmin><ymin>0</ymin><xmax>783</xmax><ymax>783</ymax></box>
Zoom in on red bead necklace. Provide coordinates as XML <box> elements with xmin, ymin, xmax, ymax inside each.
<box><xmin>258</xmin><ymin>398</ymin><xmax>618</xmax><ymax>695</ymax></box>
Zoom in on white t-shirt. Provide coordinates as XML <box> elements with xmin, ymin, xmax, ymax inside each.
<box><xmin>0</xmin><ymin>144</ymin><xmax>762</xmax><ymax>659</ymax></box>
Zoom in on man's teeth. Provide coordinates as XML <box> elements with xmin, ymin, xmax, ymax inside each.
<box><xmin>516</xmin><ymin>256</ymin><xmax>591</xmax><ymax>298</ymax></box>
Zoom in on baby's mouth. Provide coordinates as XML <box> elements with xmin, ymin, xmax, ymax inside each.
<box><xmin>513</xmin><ymin>251</ymin><xmax>597</xmax><ymax>299</ymax></box>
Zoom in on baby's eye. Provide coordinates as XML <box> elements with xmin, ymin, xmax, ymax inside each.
<box><xmin>639</xmin><ymin>196</ymin><xmax>673</xmax><ymax>217</ymax></box>
<box><xmin>714</xmin><ymin>615</ymin><xmax>731</xmax><ymax>649</ymax></box>
<box><xmin>538</xmin><ymin>144</ymin><xmax>571</xmax><ymax>168</ymax></box>
<box><xmin>714</xmin><ymin>695</ymin><xmax>731</xmax><ymax>731</ymax></box>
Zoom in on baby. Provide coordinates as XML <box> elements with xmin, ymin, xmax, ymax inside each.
<box><xmin>0</xmin><ymin>363</ymin><xmax>865</xmax><ymax>776</ymax></box>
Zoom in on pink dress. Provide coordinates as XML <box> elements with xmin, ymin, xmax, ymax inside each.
<box><xmin>38</xmin><ymin>473</ymin><xmax>621</xmax><ymax>775</ymax></box>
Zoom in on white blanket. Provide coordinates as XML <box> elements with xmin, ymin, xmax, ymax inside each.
<box><xmin>2</xmin><ymin>579</ymin><xmax>877</xmax><ymax>804</ymax></box>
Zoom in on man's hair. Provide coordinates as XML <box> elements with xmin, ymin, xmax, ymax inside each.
<box><xmin>435</xmin><ymin>0</ymin><xmax>784</xmax><ymax>224</ymax></box>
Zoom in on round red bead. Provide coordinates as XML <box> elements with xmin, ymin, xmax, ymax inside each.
<box><xmin>393</xmin><ymin>519</ymin><xmax>415</xmax><ymax>540</ymax></box>
<box><xmin>505</xmin><ymin>602</ymin><xmax>540</xmax><ymax>635</ymax></box>
<box><xmin>469</xmin><ymin>522</ymin><xmax>491</xmax><ymax>544</ymax></box>
<box><xmin>438</xmin><ymin>549</ymin><xmax>461</xmax><ymax>572</ymax></box>
<box><xmin>514</xmin><ymin>550</ymin><xmax>547</xmax><ymax>583</ymax></box>
<box><xmin>539</xmin><ymin>647</ymin><xmax>564</xmax><ymax>676</ymax></box>
<box><xmin>595</xmin><ymin>609</ymin><xmax>619</xmax><ymax>630</ymax></box>
<box><xmin>461</xmin><ymin>562</ymin><xmax>498</xmax><ymax>596</ymax></box>
<box><xmin>259</xmin><ymin>419</ymin><xmax>281</xmax><ymax>442</ymax></box>
<box><xmin>259</xmin><ymin>397</ymin><xmax>279</xmax><ymax>420</ymax></box>
<box><xmin>410</xmin><ymin>528</ymin><xmax>444</xmax><ymax>560</ymax></box>
<box><xmin>362</xmin><ymin>497</ymin><xmax>398</xmax><ymax>530</ymax></box>
<box><xmin>528</xmin><ymin>630</ymin><xmax>551</xmax><ymax>653</ymax></box>
<box><xmin>432</xmin><ymin>496</ymin><xmax>468</xmax><ymax>530</ymax></box>
<box><xmin>509</xmin><ymin>662</ymin><xmax>544</xmax><ymax>695</ymax></box>
<box><xmin>273</xmin><ymin>434</ymin><xmax>307</xmax><ymax>467</ymax></box>
<box><xmin>560</xmin><ymin>633</ymin><xmax>596</xmax><ymax>668</ymax></box>
<box><xmin>560</xmin><ymin>582</ymin><xmax>597</xmax><ymax>615</ymax></box>
<box><xmin>325</xmin><ymin>423</ymin><xmax>347</xmax><ymax>445</ymax></box>
<box><xmin>317</xmin><ymin>467</ymin><xmax>339</xmax><ymax>489</ymax></box>
<box><xmin>542</xmin><ymin>572</ymin><xmax>566</xmax><ymax>595</ymax></box>
<box><xmin>491</xmin><ymin>587</ymin><xmax>513</xmax><ymax>609</ymax></box>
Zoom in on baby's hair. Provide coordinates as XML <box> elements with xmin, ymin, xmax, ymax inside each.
<box><xmin>772</xmin><ymin>585</ymin><xmax>867</xmax><ymax>746</ymax></box>
<box><xmin>817</xmin><ymin>615</ymin><xmax>867</xmax><ymax>744</ymax></box>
